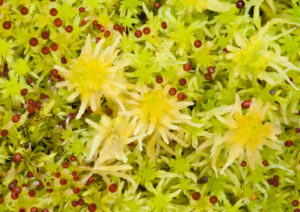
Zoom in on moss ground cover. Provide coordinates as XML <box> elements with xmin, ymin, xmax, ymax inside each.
<box><xmin>0</xmin><ymin>0</ymin><xmax>299</xmax><ymax>211</ymax></box>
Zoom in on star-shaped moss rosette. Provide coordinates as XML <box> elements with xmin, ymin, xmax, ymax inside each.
<box><xmin>211</xmin><ymin>94</ymin><xmax>282</xmax><ymax>174</ymax></box>
<box><xmin>54</xmin><ymin>34</ymin><xmax>129</xmax><ymax>119</ymax></box>
<box><xmin>85</xmin><ymin>115</ymin><xmax>142</xmax><ymax>163</ymax></box>
<box><xmin>120</xmin><ymin>84</ymin><xmax>202</xmax><ymax>160</ymax></box>
<box><xmin>226</xmin><ymin>19</ymin><xmax>300</xmax><ymax>90</ymax></box>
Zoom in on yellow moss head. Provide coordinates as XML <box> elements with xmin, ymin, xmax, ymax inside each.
<box><xmin>121</xmin><ymin>85</ymin><xmax>202</xmax><ymax>160</ymax></box>
<box><xmin>55</xmin><ymin>34</ymin><xmax>129</xmax><ymax>119</ymax></box>
<box><xmin>85</xmin><ymin>115</ymin><xmax>139</xmax><ymax>163</ymax></box>
<box><xmin>212</xmin><ymin>94</ymin><xmax>281</xmax><ymax>174</ymax></box>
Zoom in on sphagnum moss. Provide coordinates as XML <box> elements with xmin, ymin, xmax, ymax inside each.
<box><xmin>0</xmin><ymin>0</ymin><xmax>299</xmax><ymax>212</ymax></box>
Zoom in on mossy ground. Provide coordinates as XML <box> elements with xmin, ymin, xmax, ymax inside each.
<box><xmin>0</xmin><ymin>0</ymin><xmax>299</xmax><ymax>211</ymax></box>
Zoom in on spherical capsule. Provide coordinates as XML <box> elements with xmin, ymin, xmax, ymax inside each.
<box><xmin>61</xmin><ymin>57</ymin><xmax>67</xmax><ymax>64</ymax></box>
<box><xmin>207</xmin><ymin>66</ymin><xmax>215</xmax><ymax>74</ymax></box>
<box><xmin>27</xmin><ymin>104</ymin><xmax>36</xmax><ymax>114</ymax></box>
<box><xmin>79</xmin><ymin>7</ymin><xmax>85</xmax><ymax>12</ymax></box>
<box><xmin>41</xmin><ymin>31</ymin><xmax>50</xmax><ymax>40</ymax></box>
<box><xmin>78</xmin><ymin>198</ymin><xmax>85</xmax><ymax>205</ymax></box>
<box><xmin>27</xmin><ymin>171</ymin><xmax>34</xmax><ymax>178</ymax></box>
<box><xmin>98</xmin><ymin>25</ymin><xmax>105</xmax><ymax>32</ymax></box>
<box><xmin>30</xmin><ymin>207</ymin><xmax>39</xmax><ymax>212</ymax></box>
<box><xmin>119</xmin><ymin>26</ymin><xmax>125</xmax><ymax>35</ymax></box>
<box><xmin>50</xmin><ymin>43</ymin><xmax>58</xmax><ymax>51</ymax></box>
<box><xmin>204</xmin><ymin>73</ymin><xmax>212</xmax><ymax>80</ymax></box>
<box><xmin>294</xmin><ymin>209</ymin><xmax>300</xmax><ymax>212</ymax></box>
<box><xmin>168</xmin><ymin>87</ymin><xmax>177</xmax><ymax>96</ymax></box>
<box><xmin>62</xmin><ymin>161</ymin><xmax>69</xmax><ymax>169</ymax></box>
<box><xmin>269</xmin><ymin>89</ymin><xmax>275</xmax><ymax>95</ymax></box>
<box><xmin>192</xmin><ymin>192</ymin><xmax>201</xmax><ymax>200</ymax></box>
<box><xmin>54</xmin><ymin>172</ymin><xmax>61</xmax><ymax>178</ymax></box>
<box><xmin>28</xmin><ymin>190</ymin><xmax>36</xmax><ymax>197</ymax></box>
<box><xmin>41</xmin><ymin>209</ymin><xmax>49</xmax><ymax>212</ymax></box>
<box><xmin>134</xmin><ymin>30</ymin><xmax>142</xmax><ymax>38</ymax></box>
<box><xmin>13</xmin><ymin>153</ymin><xmax>22</xmax><ymax>163</ymax></box>
<box><xmin>70</xmin><ymin>155</ymin><xmax>77</xmax><ymax>162</ymax></box>
<box><xmin>1</xmin><ymin>129</ymin><xmax>8</xmax><ymax>137</ymax></box>
<box><xmin>267</xmin><ymin>179</ymin><xmax>274</xmax><ymax>185</ymax></box>
<box><xmin>51</xmin><ymin>69</ymin><xmax>58</xmax><ymax>78</ymax></box>
<box><xmin>197</xmin><ymin>176</ymin><xmax>208</xmax><ymax>184</ymax></box>
<box><xmin>40</xmin><ymin>93</ymin><xmax>48</xmax><ymax>100</ymax></box>
<box><xmin>50</xmin><ymin>8</ymin><xmax>58</xmax><ymax>16</ymax></box>
<box><xmin>72</xmin><ymin>171</ymin><xmax>77</xmax><ymax>176</ymax></box>
<box><xmin>292</xmin><ymin>200</ymin><xmax>299</xmax><ymax>207</ymax></box>
<box><xmin>236</xmin><ymin>0</ymin><xmax>245</xmax><ymax>9</ymax></box>
<box><xmin>161</xmin><ymin>21</ymin><xmax>167</xmax><ymax>29</ymax></box>
<box><xmin>209</xmin><ymin>196</ymin><xmax>218</xmax><ymax>204</ymax></box>
<box><xmin>156</xmin><ymin>76</ymin><xmax>163</xmax><ymax>84</ymax></box>
<box><xmin>41</xmin><ymin>47</ymin><xmax>50</xmax><ymax>55</ymax></box>
<box><xmin>35</xmin><ymin>101</ymin><xmax>42</xmax><ymax>110</ymax></box>
<box><xmin>94</xmin><ymin>37</ymin><xmax>101</xmax><ymax>43</ymax></box>
<box><xmin>60</xmin><ymin>178</ymin><xmax>67</xmax><ymax>185</ymax></box>
<box><xmin>73</xmin><ymin>187</ymin><xmax>80</xmax><ymax>194</ymax></box>
<box><xmin>88</xmin><ymin>176</ymin><xmax>95</xmax><ymax>184</ymax></box>
<box><xmin>93</xmin><ymin>20</ymin><xmax>98</xmax><ymax>26</ymax></box>
<box><xmin>104</xmin><ymin>31</ymin><xmax>110</xmax><ymax>37</ymax></box>
<box><xmin>8</xmin><ymin>182</ymin><xmax>17</xmax><ymax>190</ymax></box>
<box><xmin>19</xmin><ymin>208</ymin><xmax>26</xmax><ymax>212</ymax></box>
<box><xmin>179</xmin><ymin>78</ymin><xmax>187</xmax><ymax>86</ymax></box>
<box><xmin>21</xmin><ymin>88</ymin><xmax>28</xmax><ymax>96</ymax></box>
<box><xmin>241</xmin><ymin>161</ymin><xmax>247</xmax><ymax>167</ymax></box>
<box><xmin>177</xmin><ymin>92</ymin><xmax>186</xmax><ymax>101</ymax></box>
<box><xmin>262</xmin><ymin>160</ymin><xmax>269</xmax><ymax>167</ymax></box>
<box><xmin>73</xmin><ymin>176</ymin><xmax>79</xmax><ymax>181</ymax></box>
<box><xmin>54</xmin><ymin>18</ymin><xmax>63</xmax><ymax>27</ymax></box>
<box><xmin>28</xmin><ymin>99</ymin><xmax>34</xmax><ymax>105</ymax></box>
<box><xmin>143</xmin><ymin>27</ymin><xmax>151</xmax><ymax>35</ymax></box>
<box><xmin>154</xmin><ymin>2</ymin><xmax>161</xmax><ymax>9</ymax></box>
<box><xmin>194</xmin><ymin>40</ymin><xmax>202</xmax><ymax>48</ymax></box>
<box><xmin>109</xmin><ymin>183</ymin><xmax>118</xmax><ymax>193</ymax></box>
<box><xmin>241</xmin><ymin>100</ymin><xmax>251</xmax><ymax>109</ymax></box>
<box><xmin>295</xmin><ymin>128</ymin><xmax>300</xmax><ymax>133</ymax></box>
<box><xmin>113</xmin><ymin>24</ymin><xmax>119</xmax><ymax>30</ymax></box>
<box><xmin>65</xmin><ymin>25</ymin><xmax>73</xmax><ymax>33</ymax></box>
<box><xmin>81</xmin><ymin>19</ymin><xmax>87</xmax><ymax>26</ymax></box>
<box><xmin>183</xmin><ymin>63</ymin><xmax>192</xmax><ymax>72</ymax></box>
<box><xmin>72</xmin><ymin>200</ymin><xmax>78</xmax><ymax>207</ymax></box>
<box><xmin>29</xmin><ymin>37</ymin><xmax>38</xmax><ymax>47</ymax></box>
<box><xmin>273</xmin><ymin>180</ymin><xmax>279</xmax><ymax>187</ymax></box>
<box><xmin>20</xmin><ymin>6</ymin><xmax>28</xmax><ymax>15</ymax></box>
<box><xmin>27</xmin><ymin>78</ymin><xmax>33</xmax><ymax>84</ymax></box>
<box><xmin>12</xmin><ymin>114</ymin><xmax>21</xmax><ymax>123</ymax></box>
<box><xmin>273</xmin><ymin>175</ymin><xmax>279</xmax><ymax>181</ymax></box>
<box><xmin>284</xmin><ymin>140</ymin><xmax>293</xmax><ymax>147</ymax></box>
<box><xmin>3</xmin><ymin>21</ymin><xmax>11</xmax><ymax>30</ymax></box>
<box><xmin>88</xmin><ymin>203</ymin><xmax>97</xmax><ymax>212</ymax></box>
